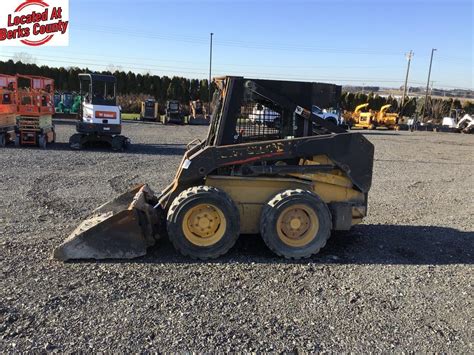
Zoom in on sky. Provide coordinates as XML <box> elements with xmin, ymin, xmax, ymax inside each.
<box><xmin>0</xmin><ymin>0</ymin><xmax>472</xmax><ymax>89</ymax></box>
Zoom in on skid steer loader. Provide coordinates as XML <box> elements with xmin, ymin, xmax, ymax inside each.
<box><xmin>162</xmin><ymin>100</ymin><xmax>185</xmax><ymax>124</ymax></box>
<box><xmin>140</xmin><ymin>98</ymin><xmax>159</xmax><ymax>121</ymax></box>
<box><xmin>54</xmin><ymin>76</ymin><xmax>374</xmax><ymax>261</ymax></box>
<box><xmin>189</xmin><ymin>99</ymin><xmax>210</xmax><ymax>125</ymax></box>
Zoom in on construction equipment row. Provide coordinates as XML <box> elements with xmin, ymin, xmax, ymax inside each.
<box><xmin>0</xmin><ymin>73</ymin><xmax>55</xmax><ymax>148</ymax></box>
<box><xmin>348</xmin><ymin>103</ymin><xmax>408</xmax><ymax>130</ymax></box>
<box><xmin>140</xmin><ymin>98</ymin><xmax>211</xmax><ymax>125</ymax></box>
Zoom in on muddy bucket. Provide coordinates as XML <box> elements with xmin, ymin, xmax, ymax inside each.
<box><xmin>53</xmin><ymin>184</ymin><xmax>159</xmax><ymax>261</ymax></box>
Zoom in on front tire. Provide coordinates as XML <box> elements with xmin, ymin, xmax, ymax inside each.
<box><xmin>38</xmin><ymin>134</ymin><xmax>47</xmax><ymax>149</ymax></box>
<box><xmin>260</xmin><ymin>189</ymin><xmax>332</xmax><ymax>259</ymax></box>
<box><xmin>111</xmin><ymin>135</ymin><xmax>127</xmax><ymax>151</ymax></box>
<box><xmin>167</xmin><ymin>186</ymin><xmax>240</xmax><ymax>259</ymax></box>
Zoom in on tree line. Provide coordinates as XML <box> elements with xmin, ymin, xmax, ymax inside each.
<box><xmin>1</xmin><ymin>59</ymin><xmax>472</xmax><ymax>118</ymax></box>
<box><xmin>0</xmin><ymin>59</ymin><xmax>215</xmax><ymax>103</ymax></box>
<box><xmin>340</xmin><ymin>92</ymin><xmax>473</xmax><ymax>119</ymax></box>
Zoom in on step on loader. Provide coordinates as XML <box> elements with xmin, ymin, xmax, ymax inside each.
<box><xmin>69</xmin><ymin>74</ymin><xmax>129</xmax><ymax>151</ymax></box>
<box><xmin>54</xmin><ymin>76</ymin><xmax>374</xmax><ymax>261</ymax></box>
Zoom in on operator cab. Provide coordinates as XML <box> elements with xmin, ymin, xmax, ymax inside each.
<box><xmin>78</xmin><ymin>73</ymin><xmax>121</xmax><ymax>126</ymax></box>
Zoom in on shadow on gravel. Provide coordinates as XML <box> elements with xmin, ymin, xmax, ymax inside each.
<box><xmin>89</xmin><ymin>224</ymin><xmax>472</xmax><ymax>266</ymax></box>
<box><xmin>44</xmin><ymin>142</ymin><xmax>186</xmax><ymax>155</ymax></box>
<box><xmin>375</xmin><ymin>158</ymin><xmax>472</xmax><ymax>166</ymax></box>
<box><xmin>128</xmin><ymin>143</ymin><xmax>186</xmax><ymax>156</ymax></box>
<box><xmin>356</xmin><ymin>131</ymin><xmax>401</xmax><ymax>136</ymax></box>
<box><xmin>52</xmin><ymin>119</ymin><xmax>77</xmax><ymax>126</ymax></box>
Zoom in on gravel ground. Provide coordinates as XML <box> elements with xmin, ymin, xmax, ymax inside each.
<box><xmin>1</xmin><ymin>120</ymin><xmax>473</xmax><ymax>352</ymax></box>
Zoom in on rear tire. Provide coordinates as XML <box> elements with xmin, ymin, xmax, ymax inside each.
<box><xmin>38</xmin><ymin>134</ymin><xmax>47</xmax><ymax>149</ymax></box>
<box><xmin>14</xmin><ymin>134</ymin><xmax>20</xmax><ymax>147</ymax></box>
<box><xmin>69</xmin><ymin>133</ymin><xmax>83</xmax><ymax>150</ymax></box>
<box><xmin>260</xmin><ymin>189</ymin><xmax>332</xmax><ymax>259</ymax></box>
<box><xmin>167</xmin><ymin>186</ymin><xmax>240</xmax><ymax>259</ymax></box>
<box><xmin>0</xmin><ymin>133</ymin><xmax>5</xmax><ymax>147</ymax></box>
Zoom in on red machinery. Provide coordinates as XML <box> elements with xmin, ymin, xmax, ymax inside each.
<box><xmin>15</xmin><ymin>75</ymin><xmax>55</xmax><ymax>148</ymax></box>
<box><xmin>0</xmin><ymin>74</ymin><xmax>17</xmax><ymax>147</ymax></box>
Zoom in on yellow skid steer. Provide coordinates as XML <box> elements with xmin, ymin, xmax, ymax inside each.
<box><xmin>54</xmin><ymin>76</ymin><xmax>374</xmax><ymax>261</ymax></box>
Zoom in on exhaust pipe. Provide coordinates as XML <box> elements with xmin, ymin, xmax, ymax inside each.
<box><xmin>53</xmin><ymin>184</ymin><xmax>160</xmax><ymax>261</ymax></box>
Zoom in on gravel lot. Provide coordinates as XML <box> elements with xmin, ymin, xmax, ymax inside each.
<box><xmin>1</xmin><ymin>120</ymin><xmax>473</xmax><ymax>352</ymax></box>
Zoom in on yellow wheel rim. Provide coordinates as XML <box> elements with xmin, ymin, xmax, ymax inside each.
<box><xmin>182</xmin><ymin>203</ymin><xmax>227</xmax><ymax>246</ymax></box>
<box><xmin>276</xmin><ymin>204</ymin><xmax>319</xmax><ymax>247</ymax></box>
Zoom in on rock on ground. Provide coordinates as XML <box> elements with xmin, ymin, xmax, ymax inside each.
<box><xmin>0</xmin><ymin>120</ymin><xmax>473</xmax><ymax>352</ymax></box>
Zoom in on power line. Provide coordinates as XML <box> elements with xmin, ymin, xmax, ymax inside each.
<box><xmin>70</xmin><ymin>24</ymin><xmax>473</xmax><ymax>64</ymax></box>
<box><xmin>72</xmin><ymin>25</ymin><xmax>408</xmax><ymax>56</ymax></box>
<box><xmin>0</xmin><ymin>50</ymin><xmax>399</xmax><ymax>71</ymax></box>
<box><xmin>0</xmin><ymin>53</ymin><xmax>395</xmax><ymax>80</ymax></box>
<box><xmin>0</xmin><ymin>54</ymin><xmax>471</xmax><ymax>90</ymax></box>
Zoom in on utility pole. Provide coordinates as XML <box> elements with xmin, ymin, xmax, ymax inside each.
<box><xmin>208</xmin><ymin>32</ymin><xmax>214</xmax><ymax>114</ymax></box>
<box><xmin>421</xmin><ymin>48</ymin><xmax>437</xmax><ymax>121</ymax></box>
<box><xmin>400</xmin><ymin>50</ymin><xmax>413</xmax><ymax>115</ymax></box>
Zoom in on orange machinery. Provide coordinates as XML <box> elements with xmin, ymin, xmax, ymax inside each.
<box><xmin>15</xmin><ymin>75</ymin><xmax>55</xmax><ymax>148</ymax></box>
<box><xmin>0</xmin><ymin>74</ymin><xmax>18</xmax><ymax>147</ymax></box>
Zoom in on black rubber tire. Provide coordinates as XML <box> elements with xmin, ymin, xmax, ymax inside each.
<box><xmin>14</xmin><ymin>134</ymin><xmax>20</xmax><ymax>147</ymax></box>
<box><xmin>111</xmin><ymin>135</ymin><xmax>126</xmax><ymax>151</ymax></box>
<box><xmin>0</xmin><ymin>133</ymin><xmax>5</xmax><ymax>147</ymax></box>
<box><xmin>69</xmin><ymin>133</ymin><xmax>83</xmax><ymax>150</ymax></box>
<box><xmin>123</xmin><ymin>137</ymin><xmax>131</xmax><ymax>150</ymax></box>
<box><xmin>167</xmin><ymin>186</ymin><xmax>240</xmax><ymax>260</ymax></box>
<box><xmin>328</xmin><ymin>117</ymin><xmax>338</xmax><ymax>126</ymax></box>
<box><xmin>260</xmin><ymin>189</ymin><xmax>332</xmax><ymax>259</ymax></box>
<box><xmin>38</xmin><ymin>134</ymin><xmax>47</xmax><ymax>149</ymax></box>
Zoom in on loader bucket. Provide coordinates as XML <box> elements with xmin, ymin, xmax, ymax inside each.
<box><xmin>53</xmin><ymin>184</ymin><xmax>160</xmax><ymax>261</ymax></box>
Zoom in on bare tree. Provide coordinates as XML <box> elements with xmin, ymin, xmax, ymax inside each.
<box><xmin>12</xmin><ymin>52</ymin><xmax>37</xmax><ymax>64</ymax></box>
<box><xmin>106</xmin><ymin>64</ymin><xmax>123</xmax><ymax>73</ymax></box>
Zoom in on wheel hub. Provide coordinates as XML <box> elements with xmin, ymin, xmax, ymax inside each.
<box><xmin>281</xmin><ymin>208</ymin><xmax>310</xmax><ymax>239</ymax></box>
<box><xmin>188</xmin><ymin>206</ymin><xmax>220</xmax><ymax>238</ymax></box>
<box><xmin>182</xmin><ymin>203</ymin><xmax>227</xmax><ymax>246</ymax></box>
<box><xmin>276</xmin><ymin>204</ymin><xmax>319</xmax><ymax>247</ymax></box>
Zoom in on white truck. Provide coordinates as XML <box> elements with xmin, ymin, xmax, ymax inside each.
<box><xmin>311</xmin><ymin>105</ymin><xmax>343</xmax><ymax>126</ymax></box>
<box><xmin>249</xmin><ymin>103</ymin><xmax>345</xmax><ymax>128</ymax></box>
<box><xmin>248</xmin><ymin>103</ymin><xmax>281</xmax><ymax>127</ymax></box>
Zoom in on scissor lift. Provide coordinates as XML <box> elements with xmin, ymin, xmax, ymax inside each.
<box><xmin>15</xmin><ymin>75</ymin><xmax>55</xmax><ymax>148</ymax></box>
